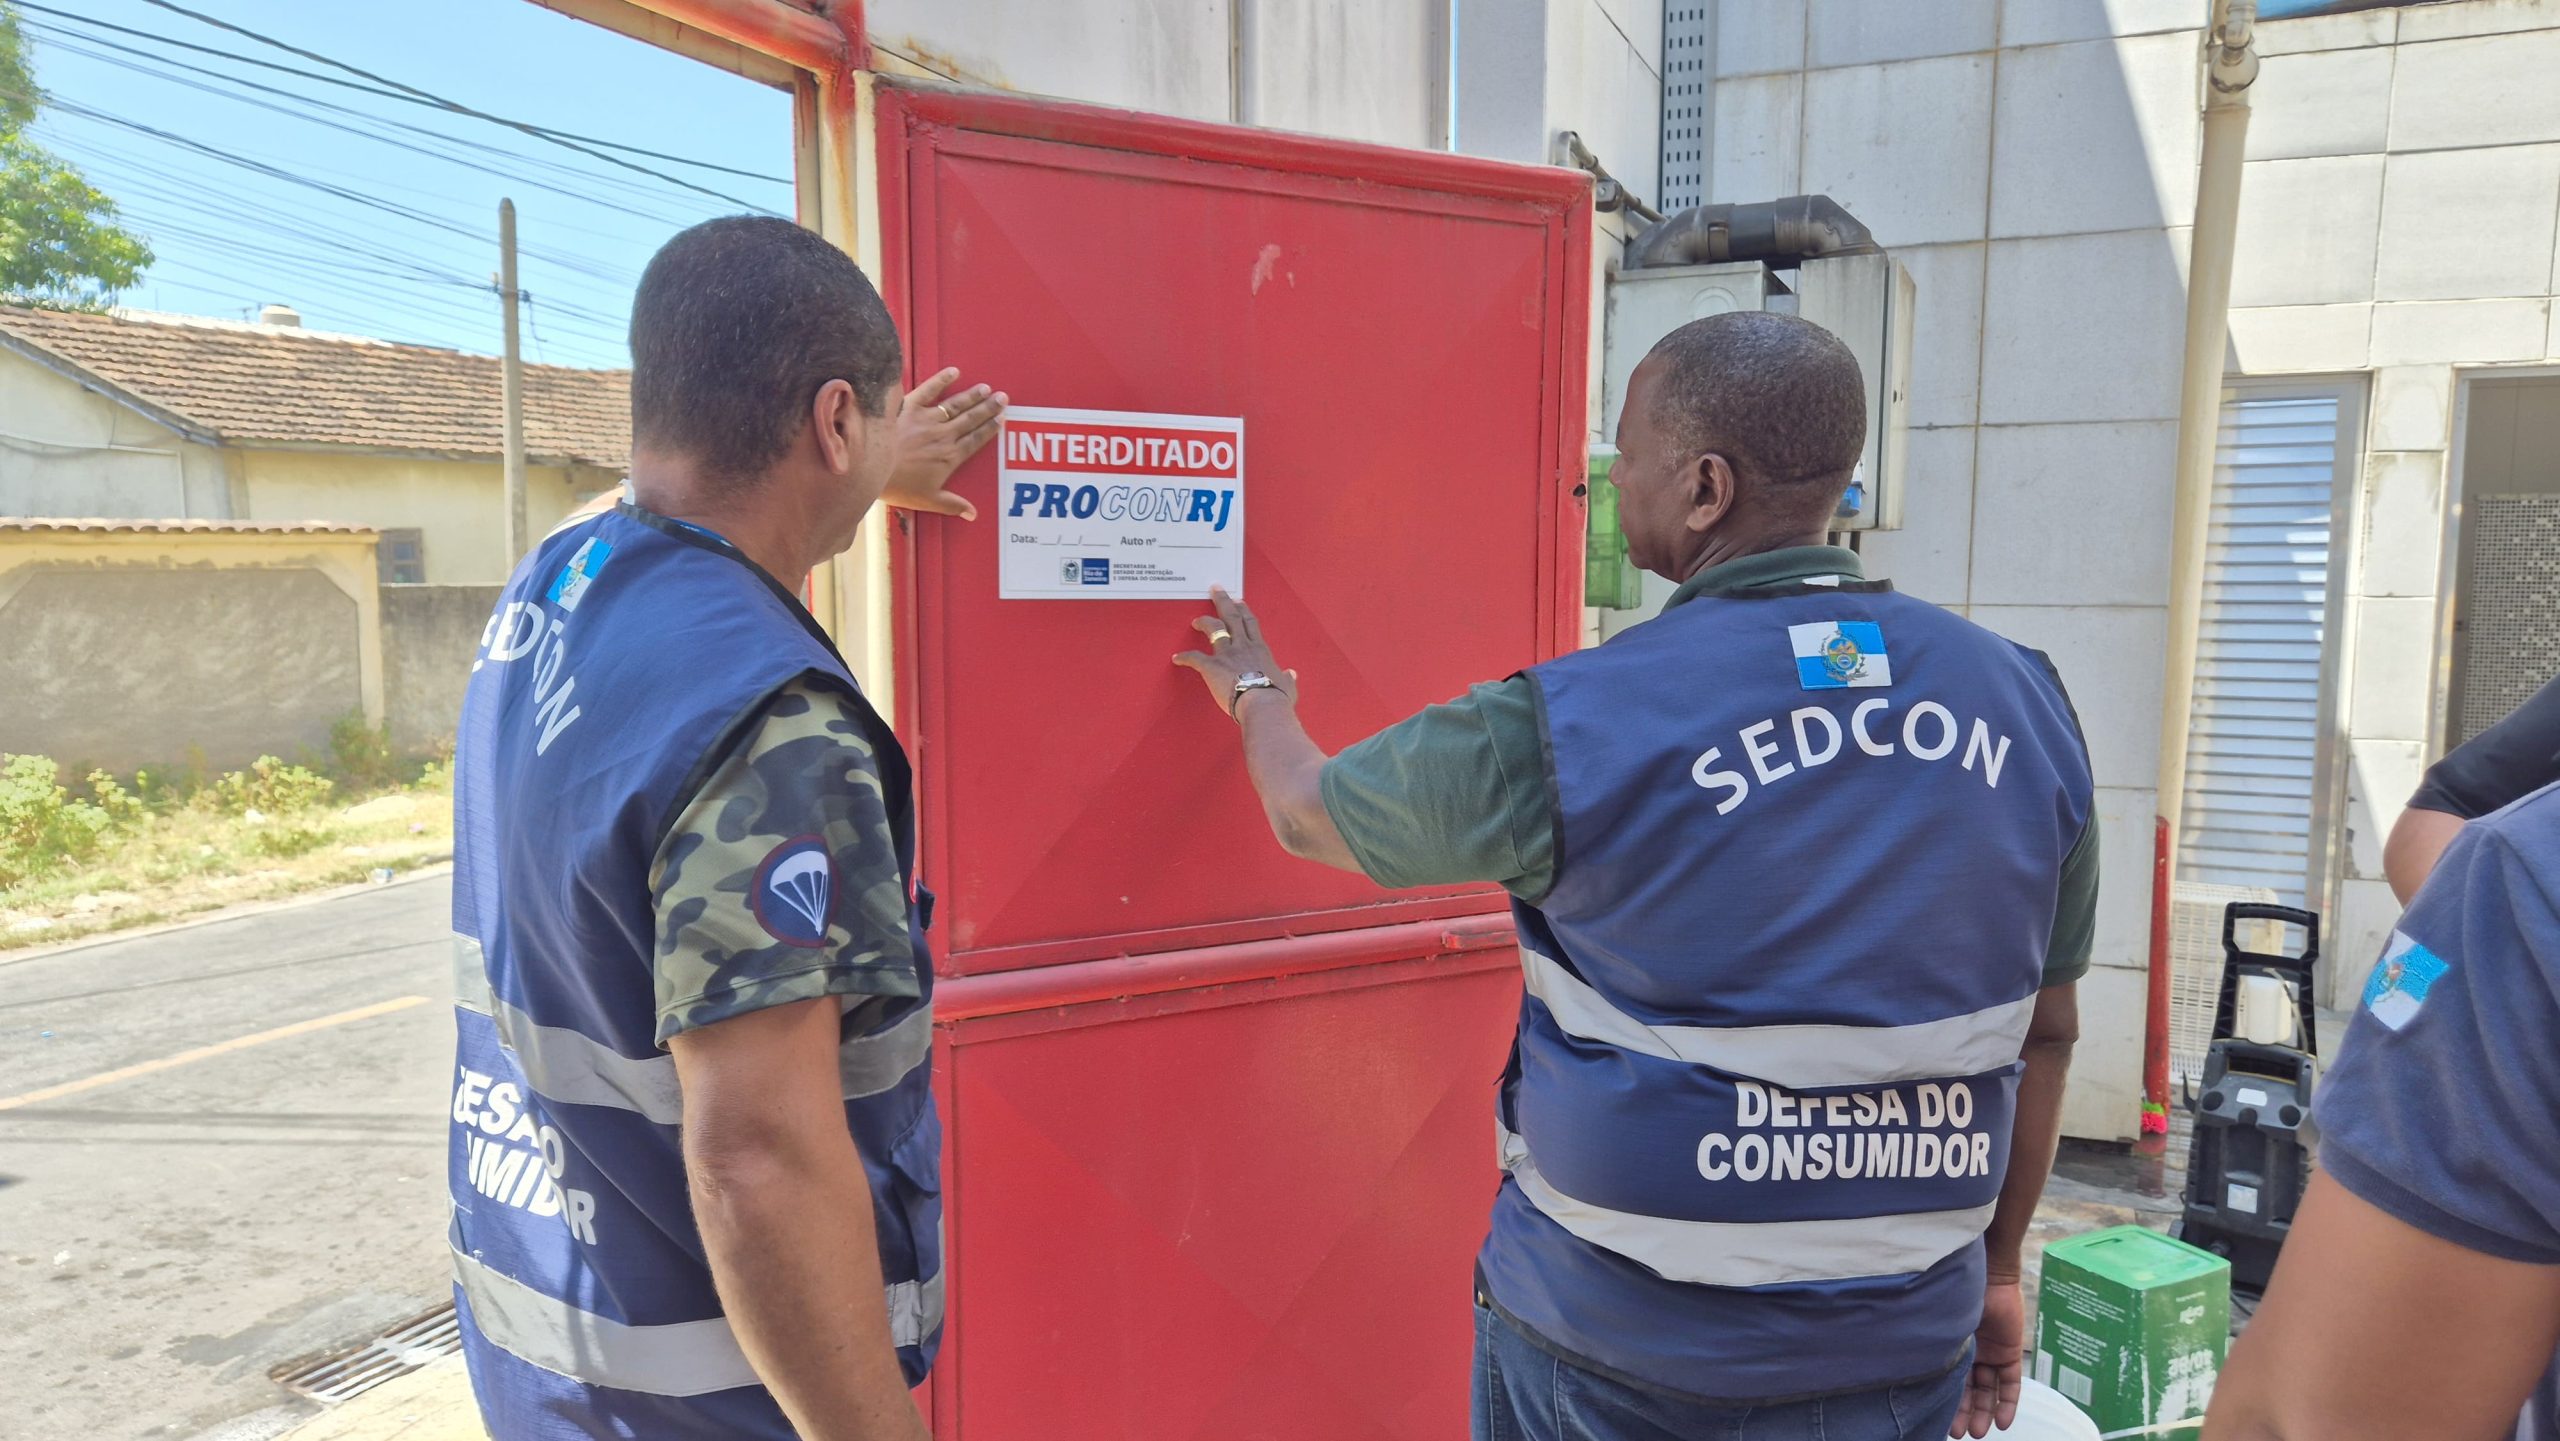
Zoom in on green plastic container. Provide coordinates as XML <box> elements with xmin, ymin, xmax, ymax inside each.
<box><xmin>1584</xmin><ymin>446</ymin><xmax>1641</xmax><ymax>611</ymax></box>
<box><xmin>2030</xmin><ymin>1226</ymin><xmax>2230</xmax><ymax>1435</ymax></box>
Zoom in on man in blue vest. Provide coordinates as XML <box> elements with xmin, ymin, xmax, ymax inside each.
<box><xmin>451</xmin><ymin>217</ymin><xmax>995</xmax><ymax>1439</ymax></box>
<box><xmin>1178</xmin><ymin>311</ymin><xmax>2098</xmax><ymax>1440</ymax></box>
<box><xmin>2202</xmin><ymin>782</ymin><xmax>2560</xmax><ymax>1441</ymax></box>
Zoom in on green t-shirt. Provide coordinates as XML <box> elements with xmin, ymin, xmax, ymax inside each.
<box><xmin>1316</xmin><ymin>546</ymin><xmax>2100</xmax><ymax>986</ymax></box>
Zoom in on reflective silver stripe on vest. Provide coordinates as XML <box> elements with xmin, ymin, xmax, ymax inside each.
<box><xmin>886</xmin><ymin>1262</ymin><xmax>947</xmax><ymax>1350</ymax></box>
<box><xmin>500</xmin><ymin>993</ymin><xmax>690</xmax><ymax>1122</ymax></box>
<box><xmin>453</xmin><ymin>935</ymin><xmax>931</xmax><ymax>1119</ymax></box>
<box><xmin>841</xmin><ymin>1005</ymin><xmax>934</xmax><ymax>1099</ymax></box>
<box><xmin>454</xmin><ymin>1243</ymin><xmax>946</xmax><ymax>1395</ymax></box>
<box><xmin>454</xmin><ymin>1242</ymin><xmax>761</xmax><ymax>1396</ymax></box>
<box><xmin>1521</xmin><ymin>946</ymin><xmax>2037</xmax><ymax>1091</ymax></box>
<box><xmin>454</xmin><ymin>935</ymin><xmax>495</xmax><ymax>1016</ymax></box>
<box><xmin>1497</xmin><ymin>1123</ymin><xmax>1992</xmax><ymax>1287</ymax></box>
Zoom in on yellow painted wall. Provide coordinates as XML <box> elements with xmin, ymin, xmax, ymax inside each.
<box><xmin>239</xmin><ymin>450</ymin><xmax>614</xmax><ymax>584</ymax></box>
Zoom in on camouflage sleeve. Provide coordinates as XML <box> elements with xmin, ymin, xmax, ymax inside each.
<box><xmin>648</xmin><ymin>677</ymin><xmax>918</xmax><ymax>1046</ymax></box>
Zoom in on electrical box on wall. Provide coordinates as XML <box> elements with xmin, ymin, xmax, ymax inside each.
<box><xmin>1600</xmin><ymin>260</ymin><xmax>1776</xmax><ymax>439</ymax></box>
<box><xmin>1598</xmin><ymin>251</ymin><xmax>1913</xmax><ymax>534</ymax></box>
<box><xmin>1797</xmin><ymin>252</ymin><xmax>1916</xmax><ymax>533</ymax></box>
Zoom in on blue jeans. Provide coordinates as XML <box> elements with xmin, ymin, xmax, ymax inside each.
<box><xmin>1471</xmin><ymin>1299</ymin><xmax>1969</xmax><ymax>1441</ymax></box>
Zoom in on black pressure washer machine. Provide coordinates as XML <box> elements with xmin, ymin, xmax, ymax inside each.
<box><xmin>2178</xmin><ymin>902</ymin><xmax>2322</xmax><ymax>1297</ymax></box>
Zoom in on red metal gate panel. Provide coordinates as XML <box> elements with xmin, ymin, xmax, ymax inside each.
<box><xmin>935</xmin><ymin>928</ymin><xmax>1524</xmax><ymax>1441</ymax></box>
<box><xmin>879</xmin><ymin>83</ymin><xmax>1590</xmax><ymax>975</ymax></box>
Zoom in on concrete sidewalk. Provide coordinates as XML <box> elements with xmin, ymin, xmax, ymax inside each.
<box><xmin>278</xmin><ymin>1358</ymin><xmax>482</xmax><ymax>1440</ymax></box>
<box><xmin>273</xmin><ymin>1138</ymin><xmax>2184</xmax><ymax>1440</ymax></box>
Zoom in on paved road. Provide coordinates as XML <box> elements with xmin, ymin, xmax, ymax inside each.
<box><xmin>0</xmin><ymin>877</ymin><xmax>457</xmax><ymax>1440</ymax></box>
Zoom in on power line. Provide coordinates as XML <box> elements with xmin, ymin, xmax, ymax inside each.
<box><xmin>17</xmin><ymin>0</ymin><xmax>788</xmax><ymax>198</ymax></box>
<box><xmin>144</xmin><ymin>255</ymin><xmax>490</xmax><ymax>348</ymax></box>
<box><xmin>130</xmin><ymin>0</ymin><xmax>776</xmax><ymax>210</ymax></box>
<box><xmin>18</xmin><ymin>87</ymin><xmax>646</xmax><ymax>290</ymax></box>
<box><xmin>3</xmin><ymin>8</ymin><xmax>707</xmax><ymax>365</ymax></box>
<box><xmin>16</xmin><ymin>0</ymin><xmax>788</xmax><ymax>188</ymax></box>
<box><xmin>116</xmin><ymin>203</ymin><xmax>625</xmax><ymax>337</ymax></box>
<box><xmin>52</xmin><ymin>132</ymin><xmax>525</xmax><ymax>288</ymax></box>
<box><xmin>24</xmin><ymin>1</ymin><xmax>783</xmax><ymax>184</ymax></box>
<box><xmin>122</xmin><ymin>205</ymin><xmax>631</xmax><ymax>342</ymax></box>
<box><xmin>118</xmin><ymin>213</ymin><xmax>628</xmax><ymax>346</ymax></box>
<box><xmin>30</xmin><ymin>24</ymin><xmax>705</xmax><ymax>224</ymax></box>
<box><xmin>144</xmin><ymin>252</ymin><xmax>630</xmax><ymax>363</ymax></box>
<box><xmin>48</xmin><ymin>127</ymin><xmax>646</xmax><ymax>334</ymax></box>
<box><xmin>25</xmin><ymin>23</ymin><xmax>714</xmax><ymax>229</ymax></box>
<box><xmin>524</xmin><ymin>295</ymin><xmax>552</xmax><ymax>366</ymax></box>
<box><xmin>49</xmin><ymin>108</ymin><xmax>686</xmax><ymax>251</ymax></box>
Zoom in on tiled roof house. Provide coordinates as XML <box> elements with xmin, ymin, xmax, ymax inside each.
<box><xmin>1</xmin><ymin>305</ymin><xmax>630</xmax><ymax>583</ymax></box>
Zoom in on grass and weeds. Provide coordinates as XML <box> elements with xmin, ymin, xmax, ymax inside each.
<box><xmin>0</xmin><ymin>718</ymin><xmax>455</xmax><ymax>951</ymax></box>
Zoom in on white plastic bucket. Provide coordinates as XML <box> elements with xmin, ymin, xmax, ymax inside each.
<box><xmin>1983</xmin><ymin>1379</ymin><xmax>2105</xmax><ymax>1440</ymax></box>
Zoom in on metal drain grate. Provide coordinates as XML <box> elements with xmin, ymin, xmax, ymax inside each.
<box><xmin>269</xmin><ymin>1301</ymin><xmax>462</xmax><ymax>1405</ymax></box>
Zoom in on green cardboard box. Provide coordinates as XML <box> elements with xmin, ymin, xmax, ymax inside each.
<box><xmin>2031</xmin><ymin>1225</ymin><xmax>2231</xmax><ymax>1434</ymax></box>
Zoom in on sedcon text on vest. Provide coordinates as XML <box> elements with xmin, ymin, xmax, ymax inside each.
<box><xmin>452</xmin><ymin>1064</ymin><xmax>601</xmax><ymax>1244</ymax></box>
<box><xmin>1691</xmin><ymin>696</ymin><xmax>2015</xmax><ymax>815</ymax></box>
<box><xmin>475</xmin><ymin>596</ymin><xmax>582</xmax><ymax>755</ymax></box>
<box><xmin>1699</xmin><ymin>1079</ymin><xmax>2000</xmax><ymax>1184</ymax></box>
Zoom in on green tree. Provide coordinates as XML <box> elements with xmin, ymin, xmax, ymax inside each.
<box><xmin>0</xmin><ymin>1</ymin><xmax>152</xmax><ymax>309</ymax></box>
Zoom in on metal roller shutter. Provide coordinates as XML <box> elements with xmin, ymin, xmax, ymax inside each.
<box><xmin>2177</xmin><ymin>392</ymin><xmax>2342</xmax><ymax>907</ymax></box>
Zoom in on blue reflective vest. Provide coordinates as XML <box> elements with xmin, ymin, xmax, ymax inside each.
<box><xmin>1478</xmin><ymin>577</ymin><xmax>2092</xmax><ymax>1401</ymax></box>
<box><xmin>448</xmin><ymin>504</ymin><xmax>941</xmax><ymax>1438</ymax></box>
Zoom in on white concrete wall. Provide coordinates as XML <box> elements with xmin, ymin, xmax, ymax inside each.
<box><xmin>1704</xmin><ymin>0</ymin><xmax>2560</xmax><ymax>1134</ymax></box>
<box><xmin>866</xmin><ymin>0</ymin><xmax>1660</xmax><ymax>231</ymax></box>
<box><xmin>2223</xmin><ymin>0</ymin><xmax>2560</xmax><ymax>1000</ymax></box>
<box><xmin>866</xmin><ymin>0</ymin><xmax>1439</xmax><ymax>141</ymax></box>
<box><xmin>865</xmin><ymin>0</ymin><xmax>1233</xmax><ymax>122</ymax></box>
<box><xmin>1251</xmin><ymin>0</ymin><xmax>1445</xmax><ymax>148</ymax></box>
<box><xmin>0</xmin><ymin>351</ymin><xmax>228</xmax><ymax>520</ymax></box>
<box><xmin>1708</xmin><ymin>0</ymin><xmax>2204</xmax><ymax>1141</ymax></box>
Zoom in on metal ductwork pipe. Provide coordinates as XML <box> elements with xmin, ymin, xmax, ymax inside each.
<box><xmin>2143</xmin><ymin>0</ymin><xmax>2260</xmax><ymax>1145</ymax></box>
<box><xmin>1623</xmin><ymin>194</ymin><xmax>1882</xmax><ymax>270</ymax></box>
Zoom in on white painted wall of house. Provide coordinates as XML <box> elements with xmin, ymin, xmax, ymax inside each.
<box><xmin>0</xmin><ymin>351</ymin><xmax>229</xmax><ymax>519</ymax></box>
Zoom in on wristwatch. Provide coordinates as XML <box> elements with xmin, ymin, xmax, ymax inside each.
<box><xmin>1229</xmin><ymin>671</ymin><xmax>1282</xmax><ymax>719</ymax></box>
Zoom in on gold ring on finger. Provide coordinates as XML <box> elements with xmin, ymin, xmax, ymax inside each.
<box><xmin>1209</xmin><ymin>629</ymin><xmax>1233</xmax><ymax>645</ymax></box>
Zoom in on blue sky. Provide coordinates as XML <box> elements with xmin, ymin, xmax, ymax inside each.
<box><xmin>19</xmin><ymin>0</ymin><xmax>794</xmax><ymax>369</ymax></box>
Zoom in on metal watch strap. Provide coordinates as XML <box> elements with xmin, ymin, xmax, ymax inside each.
<box><xmin>1230</xmin><ymin>672</ymin><xmax>1280</xmax><ymax>720</ymax></box>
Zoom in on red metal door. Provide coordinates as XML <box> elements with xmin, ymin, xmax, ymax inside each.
<box><xmin>876</xmin><ymin>78</ymin><xmax>1589</xmax><ymax>1441</ymax></box>
<box><xmin>880</xmin><ymin>83</ymin><xmax>1590</xmax><ymax>975</ymax></box>
<box><xmin>934</xmin><ymin>927</ymin><xmax>1523</xmax><ymax>1441</ymax></box>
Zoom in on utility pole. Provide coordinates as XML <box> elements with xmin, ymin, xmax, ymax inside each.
<box><xmin>499</xmin><ymin>198</ymin><xmax>528</xmax><ymax>567</ymax></box>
